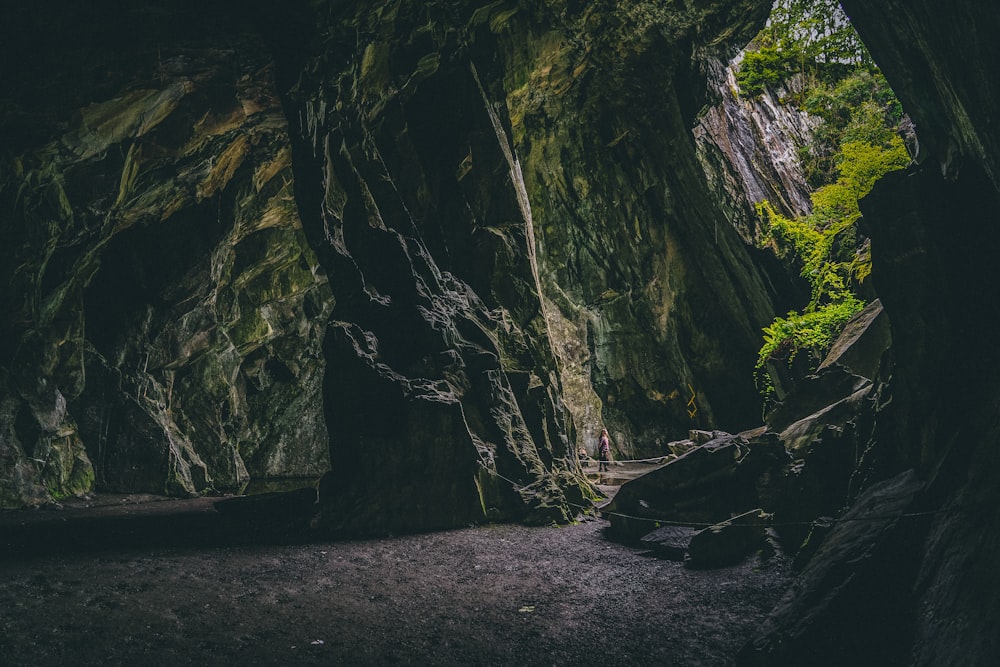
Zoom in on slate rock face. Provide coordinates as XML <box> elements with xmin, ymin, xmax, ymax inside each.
<box><xmin>273</xmin><ymin>1</ymin><xmax>595</xmax><ymax>533</ymax></box>
<box><xmin>1</xmin><ymin>0</ymin><xmax>787</xmax><ymax>528</ymax></box>
<box><xmin>508</xmin><ymin>0</ymin><xmax>785</xmax><ymax>455</ymax></box>
<box><xmin>695</xmin><ymin>57</ymin><xmax>820</xmax><ymax>239</ymax></box>
<box><xmin>260</xmin><ymin>0</ymin><xmax>791</xmax><ymax>533</ymax></box>
<box><xmin>0</xmin><ymin>3</ymin><xmax>332</xmax><ymax>504</ymax></box>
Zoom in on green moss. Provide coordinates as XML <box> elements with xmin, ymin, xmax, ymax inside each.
<box><xmin>42</xmin><ymin>436</ymin><xmax>95</xmax><ymax>499</ymax></box>
<box><xmin>228</xmin><ymin>301</ymin><xmax>270</xmax><ymax>354</ymax></box>
<box><xmin>414</xmin><ymin>52</ymin><xmax>440</xmax><ymax>79</ymax></box>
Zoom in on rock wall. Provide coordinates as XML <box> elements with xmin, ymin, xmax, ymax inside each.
<box><xmin>695</xmin><ymin>58</ymin><xmax>820</xmax><ymax>242</ymax></box>
<box><xmin>0</xmin><ymin>3</ymin><xmax>332</xmax><ymax>505</ymax></box>
<box><xmin>5</xmin><ymin>0</ymin><xmax>999</xmax><ymax>661</ymax></box>
<box><xmin>1</xmin><ymin>0</ymin><xmax>788</xmax><ymax>525</ymax></box>
<box><xmin>264</xmin><ymin>0</ymin><xmax>796</xmax><ymax>531</ymax></box>
<box><xmin>2</xmin><ymin>0</ymin><xmax>794</xmax><ymax>526</ymax></box>
<box><xmin>266</xmin><ymin>1</ymin><xmax>593</xmax><ymax>533</ymax></box>
<box><xmin>502</xmin><ymin>0</ymin><xmax>783</xmax><ymax>457</ymax></box>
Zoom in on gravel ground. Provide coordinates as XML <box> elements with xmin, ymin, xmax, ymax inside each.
<box><xmin>0</xmin><ymin>496</ymin><xmax>790</xmax><ymax>666</ymax></box>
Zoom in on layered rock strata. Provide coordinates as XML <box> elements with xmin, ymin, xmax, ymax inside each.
<box><xmin>504</xmin><ymin>0</ymin><xmax>782</xmax><ymax>456</ymax></box>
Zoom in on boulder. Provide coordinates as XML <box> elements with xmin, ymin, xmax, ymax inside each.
<box><xmin>817</xmin><ymin>299</ymin><xmax>891</xmax><ymax>381</ymax></box>
<box><xmin>604</xmin><ymin>431</ymin><xmax>791</xmax><ymax>540</ymax></box>
<box><xmin>639</xmin><ymin>525</ymin><xmax>700</xmax><ymax>561</ymax></box>
<box><xmin>685</xmin><ymin>508</ymin><xmax>769</xmax><ymax>569</ymax></box>
<box><xmin>737</xmin><ymin>470</ymin><xmax>925</xmax><ymax>666</ymax></box>
<box><xmin>666</xmin><ymin>439</ymin><xmax>697</xmax><ymax>457</ymax></box>
<box><xmin>765</xmin><ymin>365</ymin><xmax>872</xmax><ymax>435</ymax></box>
<box><xmin>751</xmin><ymin>360</ymin><xmax>877</xmax><ymax>555</ymax></box>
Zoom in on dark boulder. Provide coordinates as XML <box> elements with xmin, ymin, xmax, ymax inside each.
<box><xmin>604</xmin><ymin>431</ymin><xmax>790</xmax><ymax>541</ymax></box>
<box><xmin>639</xmin><ymin>524</ymin><xmax>700</xmax><ymax>561</ymax></box>
<box><xmin>737</xmin><ymin>470</ymin><xmax>926</xmax><ymax>666</ymax></box>
<box><xmin>685</xmin><ymin>508</ymin><xmax>768</xmax><ymax>570</ymax></box>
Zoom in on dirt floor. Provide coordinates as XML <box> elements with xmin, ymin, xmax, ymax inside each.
<box><xmin>0</xmin><ymin>475</ymin><xmax>791</xmax><ymax>666</ymax></box>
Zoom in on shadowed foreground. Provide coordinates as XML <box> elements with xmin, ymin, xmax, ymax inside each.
<box><xmin>1</xmin><ymin>496</ymin><xmax>789</xmax><ymax>665</ymax></box>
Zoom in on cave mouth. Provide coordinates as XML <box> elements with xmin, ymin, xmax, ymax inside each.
<box><xmin>10</xmin><ymin>3</ymin><xmax>994</xmax><ymax>667</ymax></box>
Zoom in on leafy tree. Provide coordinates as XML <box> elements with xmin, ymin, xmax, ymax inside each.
<box><xmin>736</xmin><ymin>45</ymin><xmax>802</xmax><ymax>97</ymax></box>
<box><xmin>757</xmin><ymin>0</ymin><xmax>872</xmax><ymax>72</ymax></box>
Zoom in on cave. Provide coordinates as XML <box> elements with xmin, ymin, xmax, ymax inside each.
<box><xmin>2</xmin><ymin>0</ymin><xmax>998</xmax><ymax>664</ymax></box>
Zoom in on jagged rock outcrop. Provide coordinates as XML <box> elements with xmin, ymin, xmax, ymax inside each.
<box><xmin>259</xmin><ymin>0</ymin><xmax>789</xmax><ymax>532</ymax></box>
<box><xmin>1</xmin><ymin>3</ymin><xmax>332</xmax><ymax>505</ymax></box>
<box><xmin>5</xmin><ymin>1</ymin><xmax>999</xmax><ymax>663</ymax></box>
<box><xmin>270</xmin><ymin>2</ymin><xmax>596</xmax><ymax>533</ymax></box>
<box><xmin>695</xmin><ymin>57</ymin><xmax>820</xmax><ymax>241</ymax></box>
<box><xmin>2</xmin><ymin>0</ymin><xmax>788</xmax><ymax>527</ymax></box>
<box><xmin>738</xmin><ymin>470</ymin><xmax>927</xmax><ymax>666</ymax></box>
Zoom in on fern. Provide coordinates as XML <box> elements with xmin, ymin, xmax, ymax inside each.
<box><xmin>755</xmin><ymin>133</ymin><xmax>908</xmax><ymax>373</ymax></box>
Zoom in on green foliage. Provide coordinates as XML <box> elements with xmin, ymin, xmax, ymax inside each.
<box><xmin>757</xmin><ymin>296</ymin><xmax>866</xmax><ymax>369</ymax></box>
<box><xmin>799</xmin><ymin>70</ymin><xmax>904</xmax><ymax>185</ymax></box>
<box><xmin>737</xmin><ymin>0</ymin><xmax>874</xmax><ymax>99</ymax></box>
<box><xmin>737</xmin><ymin>2</ymin><xmax>905</xmax><ymax>189</ymax></box>
<box><xmin>736</xmin><ymin>45</ymin><xmax>801</xmax><ymax>97</ymax></box>
<box><xmin>767</xmin><ymin>0</ymin><xmax>872</xmax><ymax>67</ymax></box>
<box><xmin>755</xmin><ymin>131</ymin><xmax>909</xmax><ymax>373</ymax></box>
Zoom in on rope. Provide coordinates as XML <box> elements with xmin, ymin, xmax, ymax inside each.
<box><xmin>476</xmin><ymin>461</ymin><xmax>985</xmax><ymax>530</ymax></box>
<box><xmin>593</xmin><ymin>503</ymin><xmax>987</xmax><ymax>529</ymax></box>
<box><xmin>580</xmin><ymin>456</ymin><xmax>672</xmax><ymax>465</ymax></box>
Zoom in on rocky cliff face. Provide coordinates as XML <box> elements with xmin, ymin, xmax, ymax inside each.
<box><xmin>260</xmin><ymin>0</ymin><xmax>789</xmax><ymax>531</ymax></box>
<box><xmin>0</xmin><ymin>4</ymin><xmax>332</xmax><ymax>505</ymax></box>
<box><xmin>695</xmin><ymin>58</ymin><xmax>819</xmax><ymax>241</ymax></box>
<box><xmin>504</xmin><ymin>0</ymin><xmax>782</xmax><ymax>457</ymax></box>
<box><xmin>5</xmin><ymin>0</ymin><xmax>998</xmax><ymax>662</ymax></box>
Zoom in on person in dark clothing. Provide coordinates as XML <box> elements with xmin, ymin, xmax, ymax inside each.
<box><xmin>598</xmin><ymin>428</ymin><xmax>611</xmax><ymax>472</ymax></box>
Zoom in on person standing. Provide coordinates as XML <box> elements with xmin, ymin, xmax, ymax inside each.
<box><xmin>598</xmin><ymin>428</ymin><xmax>611</xmax><ymax>472</ymax></box>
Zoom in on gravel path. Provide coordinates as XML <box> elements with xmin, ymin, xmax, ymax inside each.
<box><xmin>0</xmin><ymin>497</ymin><xmax>790</xmax><ymax>666</ymax></box>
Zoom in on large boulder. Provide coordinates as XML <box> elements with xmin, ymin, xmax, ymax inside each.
<box><xmin>737</xmin><ymin>470</ymin><xmax>926</xmax><ymax>666</ymax></box>
<box><xmin>816</xmin><ymin>298</ymin><xmax>891</xmax><ymax>381</ymax></box>
<box><xmin>760</xmin><ymin>305</ymin><xmax>888</xmax><ymax>553</ymax></box>
<box><xmin>685</xmin><ymin>508</ymin><xmax>769</xmax><ymax>569</ymax></box>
